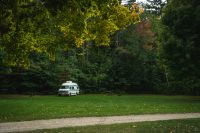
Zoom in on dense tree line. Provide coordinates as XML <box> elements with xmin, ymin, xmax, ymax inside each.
<box><xmin>0</xmin><ymin>22</ymin><xmax>160</xmax><ymax>94</ymax></box>
<box><xmin>0</xmin><ymin>0</ymin><xmax>199</xmax><ymax>95</ymax></box>
<box><xmin>158</xmin><ymin>0</ymin><xmax>200</xmax><ymax>95</ymax></box>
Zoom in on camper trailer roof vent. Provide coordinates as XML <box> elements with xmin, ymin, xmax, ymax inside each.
<box><xmin>66</xmin><ymin>81</ymin><xmax>72</xmax><ymax>83</ymax></box>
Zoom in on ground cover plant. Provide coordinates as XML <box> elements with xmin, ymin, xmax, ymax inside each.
<box><xmin>15</xmin><ymin>118</ymin><xmax>200</xmax><ymax>133</ymax></box>
<box><xmin>0</xmin><ymin>95</ymin><xmax>199</xmax><ymax>122</ymax></box>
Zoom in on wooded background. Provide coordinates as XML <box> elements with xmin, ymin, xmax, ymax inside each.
<box><xmin>0</xmin><ymin>0</ymin><xmax>199</xmax><ymax>95</ymax></box>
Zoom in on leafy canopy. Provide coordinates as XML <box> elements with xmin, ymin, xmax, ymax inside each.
<box><xmin>0</xmin><ymin>0</ymin><xmax>142</xmax><ymax>67</ymax></box>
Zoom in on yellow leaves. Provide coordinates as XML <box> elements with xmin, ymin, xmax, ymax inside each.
<box><xmin>139</xmin><ymin>8</ymin><xmax>144</xmax><ymax>14</ymax></box>
<box><xmin>59</xmin><ymin>1</ymin><xmax>144</xmax><ymax>48</ymax></box>
<box><xmin>130</xmin><ymin>3</ymin><xmax>144</xmax><ymax>23</ymax></box>
<box><xmin>60</xmin><ymin>25</ymin><xmax>70</xmax><ymax>37</ymax></box>
<box><xmin>95</xmin><ymin>35</ymin><xmax>111</xmax><ymax>46</ymax></box>
<box><xmin>83</xmin><ymin>29</ymin><xmax>96</xmax><ymax>41</ymax></box>
<box><xmin>84</xmin><ymin>1</ymin><xmax>100</xmax><ymax>18</ymax></box>
<box><xmin>73</xmin><ymin>29</ymin><xmax>96</xmax><ymax>47</ymax></box>
<box><xmin>131</xmin><ymin>3</ymin><xmax>144</xmax><ymax>14</ymax></box>
<box><xmin>100</xmin><ymin>20</ymin><xmax>119</xmax><ymax>33</ymax></box>
<box><xmin>131</xmin><ymin>11</ymin><xmax>141</xmax><ymax>23</ymax></box>
<box><xmin>112</xmin><ymin>5</ymin><xmax>132</xmax><ymax>28</ymax></box>
<box><xmin>75</xmin><ymin>37</ymin><xmax>84</xmax><ymax>48</ymax></box>
<box><xmin>94</xmin><ymin>20</ymin><xmax>119</xmax><ymax>46</ymax></box>
<box><xmin>132</xmin><ymin>3</ymin><xmax>138</xmax><ymax>10</ymax></box>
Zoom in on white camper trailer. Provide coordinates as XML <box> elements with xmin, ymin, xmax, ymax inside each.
<box><xmin>58</xmin><ymin>81</ymin><xmax>79</xmax><ymax>96</ymax></box>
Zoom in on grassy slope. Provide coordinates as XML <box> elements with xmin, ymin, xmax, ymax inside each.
<box><xmin>16</xmin><ymin>119</ymin><xmax>200</xmax><ymax>133</ymax></box>
<box><xmin>0</xmin><ymin>94</ymin><xmax>200</xmax><ymax>122</ymax></box>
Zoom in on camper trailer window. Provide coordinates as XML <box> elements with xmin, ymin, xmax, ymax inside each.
<box><xmin>61</xmin><ymin>86</ymin><xmax>69</xmax><ymax>89</ymax></box>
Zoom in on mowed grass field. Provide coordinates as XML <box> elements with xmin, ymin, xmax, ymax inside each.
<box><xmin>0</xmin><ymin>94</ymin><xmax>200</xmax><ymax>122</ymax></box>
<box><xmin>15</xmin><ymin>119</ymin><xmax>200</xmax><ymax>133</ymax></box>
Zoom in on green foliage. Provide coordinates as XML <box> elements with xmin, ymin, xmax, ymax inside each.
<box><xmin>0</xmin><ymin>15</ymin><xmax>164</xmax><ymax>95</ymax></box>
<box><xmin>0</xmin><ymin>0</ymin><xmax>139</xmax><ymax>67</ymax></box>
<box><xmin>158</xmin><ymin>0</ymin><xmax>200</xmax><ymax>95</ymax></box>
<box><xmin>0</xmin><ymin>50</ymin><xmax>70</xmax><ymax>94</ymax></box>
<box><xmin>0</xmin><ymin>0</ymin><xmax>60</xmax><ymax>67</ymax></box>
<box><xmin>107</xmin><ymin>22</ymin><xmax>162</xmax><ymax>93</ymax></box>
<box><xmin>63</xmin><ymin>46</ymin><xmax>112</xmax><ymax>93</ymax></box>
<box><xmin>0</xmin><ymin>0</ymin><xmax>144</xmax><ymax>94</ymax></box>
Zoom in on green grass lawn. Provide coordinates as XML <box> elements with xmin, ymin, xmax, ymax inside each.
<box><xmin>16</xmin><ymin>119</ymin><xmax>200</xmax><ymax>133</ymax></box>
<box><xmin>0</xmin><ymin>94</ymin><xmax>200</xmax><ymax>122</ymax></box>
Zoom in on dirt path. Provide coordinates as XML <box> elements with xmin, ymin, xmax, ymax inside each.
<box><xmin>0</xmin><ymin>113</ymin><xmax>200</xmax><ymax>133</ymax></box>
